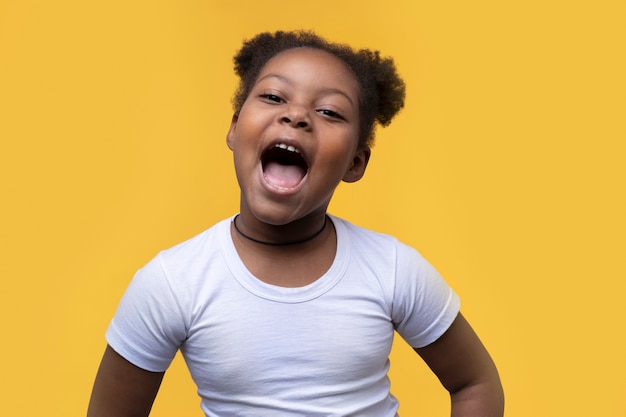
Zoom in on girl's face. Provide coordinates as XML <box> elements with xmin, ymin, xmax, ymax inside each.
<box><xmin>227</xmin><ymin>47</ymin><xmax>369</xmax><ymax>226</ymax></box>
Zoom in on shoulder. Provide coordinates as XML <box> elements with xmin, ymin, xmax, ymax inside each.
<box><xmin>332</xmin><ymin>215</ymin><xmax>398</xmax><ymax>250</ymax></box>
<box><xmin>127</xmin><ymin>217</ymin><xmax>233</xmax><ymax>296</ymax></box>
<box><xmin>156</xmin><ymin>217</ymin><xmax>232</xmax><ymax>271</ymax></box>
<box><xmin>332</xmin><ymin>215</ymin><xmax>429</xmax><ymax>298</ymax></box>
<box><xmin>332</xmin><ymin>215</ymin><xmax>423</xmax><ymax>268</ymax></box>
<box><xmin>161</xmin><ymin>217</ymin><xmax>229</xmax><ymax>256</ymax></box>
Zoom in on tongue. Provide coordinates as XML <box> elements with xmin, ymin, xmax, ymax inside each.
<box><xmin>264</xmin><ymin>161</ymin><xmax>306</xmax><ymax>188</ymax></box>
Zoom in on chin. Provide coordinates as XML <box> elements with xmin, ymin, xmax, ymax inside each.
<box><xmin>244</xmin><ymin>203</ymin><xmax>300</xmax><ymax>226</ymax></box>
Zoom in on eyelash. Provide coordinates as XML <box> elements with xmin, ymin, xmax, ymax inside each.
<box><xmin>259</xmin><ymin>94</ymin><xmax>345</xmax><ymax>121</ymax></box>
<box><xmin>260</xmin><ymin>93</ymin><xmax>284</xmax><ymax>103</ymax></box>
<box><xmin>317</xmin><ymin>109</ymin><xmax>345</xmax><ymax>120</ymax></box>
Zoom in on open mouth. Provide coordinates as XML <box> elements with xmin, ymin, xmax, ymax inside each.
<box><xmin>261</xmin><ymin>143</ymin><xmax>308</xmax><ymax>189</ymax></box>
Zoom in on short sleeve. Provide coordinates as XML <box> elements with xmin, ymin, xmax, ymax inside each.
<box><xmin>105</xmin><ymin>253</ymin><xmax>188</xmax><ymax>372</ymax></box>
<box><xmin>392</xmin><ymin>242</ymin><xmax>461</xmax><ymax>348</ymax></box>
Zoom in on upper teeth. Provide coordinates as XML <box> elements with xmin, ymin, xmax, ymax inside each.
<box><xmin>275</xmin><ymin>143</ymin><xmax>299</xmax><ymax>153</ymax></box>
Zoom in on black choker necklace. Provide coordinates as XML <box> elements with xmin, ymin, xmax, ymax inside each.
<box><xmin>232</xmin><ymin>214</ymin><xmax>328</xmax><ymax>246</ymax></box>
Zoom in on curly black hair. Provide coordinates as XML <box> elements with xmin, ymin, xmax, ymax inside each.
<box><xmin>232</xmin><ymin>30</ymin><xmax>406</xmax><ymax>148</ymax></box>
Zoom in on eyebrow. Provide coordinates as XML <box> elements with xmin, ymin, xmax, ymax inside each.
<box><xmin>256</xmin><ymin>73</ymin><xmax>356</xmax><ymax>106</ymax></box>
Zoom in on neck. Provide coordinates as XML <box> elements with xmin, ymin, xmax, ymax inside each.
<box><xmin>232</xmin><ymin>214</ymin><xmax>328</xmax><ymax>246</ymax></box>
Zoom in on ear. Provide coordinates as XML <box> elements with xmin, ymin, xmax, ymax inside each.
<box><xmin>342</xmin><ymin>147</ymin><xmax>371</xmax><ymax>183</ymax></box>
<box><xmin>226</xmin><ymin>113</ymin><xmax>239</xmax><ymax>151</ymax></box>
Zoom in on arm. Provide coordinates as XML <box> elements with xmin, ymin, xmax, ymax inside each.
<box><xmin>87</xmin><ymin>345</ymin><xmax>165</xmax><ymax>417</ymax></box>
<box><xmin>415</xmin><ymin>313</ymin><xmax>504</xmax><ymax>417</ymax></box>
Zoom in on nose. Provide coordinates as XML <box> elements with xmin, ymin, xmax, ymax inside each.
<box><xmin>280</xmin><ymin>104</ymin><xmax>310</xmax><ymax>129</ymax></box>
<box><xmin>281</xmin><ymin>116</ymin><xmax>308</xmax><ymax>128</ymax></box>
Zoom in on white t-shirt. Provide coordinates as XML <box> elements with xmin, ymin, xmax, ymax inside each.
<box><xmin>106</xmin><ymin>215</ymin><xmax>460</xmax><ymax>416</ymax></box>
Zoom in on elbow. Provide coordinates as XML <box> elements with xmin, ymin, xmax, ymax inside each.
<box><xmin>449</xmin><ymin>375</ymin><xmax>505</xmax><ymax>417</ymax></box>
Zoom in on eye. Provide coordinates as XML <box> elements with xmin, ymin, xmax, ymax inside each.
<box><xmin>317</xmin><ymin>108</ymin><xmax>345</xmax><ymax>121</ymax></box>
<box><xmin>260</xmin><ymin>93</ymin><xmax>284</xmax><ymax>103</ymax></box>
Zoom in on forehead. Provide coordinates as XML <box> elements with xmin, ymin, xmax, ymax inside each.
<box><xmin>256</xmin><ymin>48</ymin><xmax>360</xmax><ymax>94</ymax></box>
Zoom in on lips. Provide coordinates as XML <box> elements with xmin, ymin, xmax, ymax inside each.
<box><xmin>261</xmin><ymin>143</ymin><xmax>308</xmax><ymax>189</ymax></box>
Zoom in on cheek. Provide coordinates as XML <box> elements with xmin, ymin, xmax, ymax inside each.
<box><xmin>328</xmin><ymin>132</ymin><xmax>360</xmax><ymax>163</ymax></box>
<box><xmin>318</xmin><ymin>144</ymin><xmax>357</xmax><ymax>177</ymax></box>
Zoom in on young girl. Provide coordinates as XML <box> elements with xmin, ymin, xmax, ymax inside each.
<box><xmin>88</xmin><ymin>30</ymin><xmax>504</xmax><ymax>417</ymax></box>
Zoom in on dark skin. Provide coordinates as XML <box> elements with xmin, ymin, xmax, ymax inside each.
<box><xmin>88</xmin><ymin>213</ymin><xmax>504</xmax><ymax>417</ymax></box>
<box><xmin>88</xmin><ymin>48</ymin><xmax>503</xmax><ymax>416</ymax></box>
<box><xmin>87</xmin><ymin>345</ymin><xmax>164</xmax><ymax>417</ymax></box>
<box><xmin>88</xmin><ymin>218</ymin><xmax>504</xmax><ymax>416</ymax></box>
<box><xmin>231</xmin><ymin>218</ymin><xmax>504</xmax><ymax>416</ymax></box>
<box><xmin>416</xmin><ymin>314</ymin><xmax>504</xmax><ymax>417</ymax></box>
<box><xmin>87</xmin><ymin>313</ymin><xmax>503</xmax><ymax>416</ymax></box>
<box><xmin>229</xmin><ymin>198</ymin><xmax>339</xmax><ymax>287</ymax></box>
<box><xmin>88</xmin><ymin>220</ymin><xmax>503</xmax><ymax>417</ymax></box>
<box><xmin>89</xmin><ymin>221</ymin><xmax>503</xmax><ymax>416</ymax></box>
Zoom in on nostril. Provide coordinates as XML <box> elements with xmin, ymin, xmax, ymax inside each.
<box><xmin>281</xmin><ymin>117</ymin><xmax>308</xmax><ymax>128</ymax></box>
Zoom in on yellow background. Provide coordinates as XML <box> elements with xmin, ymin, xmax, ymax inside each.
<box><xmin>1</xmin><ymin>1</ymin><xmax>624</xmax><ymax>416</ymax></box>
